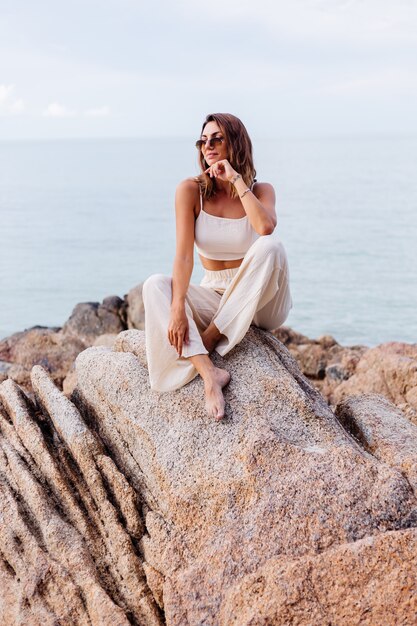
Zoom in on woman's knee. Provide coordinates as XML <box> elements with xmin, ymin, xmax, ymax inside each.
<box><xmin>142</xmin><ymin>274</ymin><xmax>171</xmax><ymax>300</ymax></box>
<box><xmin>250</xmin><ymin>235</ymin><xmax>285</xmax><ymax>262</ymax></box>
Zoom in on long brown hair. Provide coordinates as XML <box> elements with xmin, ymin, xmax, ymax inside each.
<box><xmin>196</xmin><ymin>113</ymin><xmax>257</xmax><ymax>200</ymax></box>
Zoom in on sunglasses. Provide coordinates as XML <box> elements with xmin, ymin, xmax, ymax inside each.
<box><xmin>195</xmin><ymin>136</ymin><xmax>224</xmax><ymax>150</ymax></box>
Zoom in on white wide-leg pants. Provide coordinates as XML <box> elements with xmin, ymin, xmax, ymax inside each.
<box><xmin>142</xmin><ymin>235</ymin><xmax>292</xmax><ymax>392</ymax></box>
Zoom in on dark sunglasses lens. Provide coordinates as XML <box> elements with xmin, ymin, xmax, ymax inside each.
<box><xmin>195</xmin><ymin>137</ymin><xmax>223</xmax><ymax>149</ymax></box>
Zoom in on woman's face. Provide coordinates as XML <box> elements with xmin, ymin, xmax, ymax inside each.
<box><xmin>200</xmin><ymin>120</ymin><xmax>228</xmax><ymax>166</ymax></box>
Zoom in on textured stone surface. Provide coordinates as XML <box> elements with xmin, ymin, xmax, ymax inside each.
<box><xmin>0</xmin><ymin>296</ymin><xmax>127</xmax><ymax>394</ymax></box>
<box><xmin>335</xmin><ymin>393</ymin><xmax>417</xmax><ymax>495</ymax></box>
<box><xmin>219</xmin><ymin>528</ymin><xmax>417</xmax><ymax>625</ymax></box>
<box><xmin>73</xmin><ymin>327</ymin><xmax>416</xmax><ymax>624</ymax></box>
<box><xmin>273</xmin><ymin>326</ymin><xmax>367</xmax><ymax>389</ymax></box>
<box><xmin>0</xmin><ymin>326</ymin><xmax>85</xmax><ymax>393</ymax></box>
<box><xmin>61</xmin><ymin>296</ymin><xmax>126</xmax><ymax>345</ymax></box>
<box><xmin>3</xmin><ymin>294</ymin><xmax>416</xmax><ymax>431</ymax></box>
<box><xmin>331</xmin><ymin>342</ymin><xmax>417</xmax><ymax>424</ymax></box>
<box><xmin>125</xmin><ymin>283</ymin><xmax>145</xmax><ymax>330</ymax></box>
<box><xmin>62</xmin><ymin>334</ymin><xmax>118</xmax><ymax>397</ymax></box>
<box><xmin>0</xmin><ymin>326</ymin><xmax>416</xmax><ymax>624</ymax></box>
<box><xmin>0</xmin><ymin>360</ymin><xmax>12</xmax><ymax>377</ymax></box>
<box><xmin>0</xmin><ymin>369</ymin><xmax>162</xmax><ymax>625</ymax></box>
<box><xmin>273</xmin><ymin>328</ymin><xmax>417</xmax><ymax>424</ymax></box>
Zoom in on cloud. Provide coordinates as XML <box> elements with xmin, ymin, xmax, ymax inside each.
<box><xmin>9</xmin><ymin>98</ymin><xmax>25</xmax><ymax>113</ymax></box>
<box><xmin>0</xmin><ymin>84</ymin><xmax>14</xmax><ymax>104</ymax></box>
<box><xmin>0</xmin><ymin>84</ymin><xmax>25</xmax><ymax>114</ymax></box>
<box><xmin>320</xmin><ymin>68</ymin><xmax>417</xmax><ymax>97</ymax></box>
<box><xmin>42</xmin><ymin>103</ymin><xmax>111</xmax><ymax>119</ymax></box>
<box><xmin>43</xmin><ymin>102</ymin><xmax>77</xmax><ymax>117</ymax></box>
<box><xmin>1</xmin><ymin>1</ymin><xmax>416</xmax><ymax>138</ymax></box>
<box><xmin>178</xmin><ymin>0</ymin><xmax>417</xmax><ymax>45</ymax></box>
<box><xmin>83</xmin><ymin>105</ymin><xmax>110</xmax><ymax>117</ymax></box>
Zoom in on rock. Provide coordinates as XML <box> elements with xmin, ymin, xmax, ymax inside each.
<box><xmin>335</xmin><ymin>393</ymin><xmax>417</xmax><ymax>494</ymax></box>
<box><xmin>62</xmin><ymin>296</ymin><xmax>126</xmax><ymax>346</ymax></box>
<box><xmin>322</xmin><ymin>344</ymin><xmax>368</xmax><ymax>394</ymax></box>
<box><xmin>0</xmin><ymin>325</ymin><xmax>416</xmax><ymax>623</ymax></box>
<box><xmin>331</xmin><ymin>342</ymin><xmax>417</xmax><ymax>425</ymax></box>
<box><xmin>113</xmin><ymin>329</ymin><xmax>147</xmax><ymax>368</ymax></box>
<box><xmin>295</xmin><ymin>342</ymin><xmax>329</xmax><ymax>379</ymax></box>
<box><xmin>0</xmin><ymin>296</ymin><xmax>127</xmax><ymax>394</ymax></box>
<box><xmin>0</xmin><ymin>360</ymin><xmax>12</xmax><ymax>384</ymax></box>
<box><xmin>272</xmin><ymin>326</ymin><xmax>312</xmax><ymax>346</ymax></box>
<box><xmin>271</xmin><ymin>328</ymin><xmax>417</xmax><ymax>425</ymax></box>
<box><xmin>63</xmin><ymin>332</ymin><xmax>118</xmax><ymax>400</ymax></box>
<box><xmin>325</xmin><ymin>362</ymin><xmax>350</xmax><ymax>382</ymax></box>
<box><xmin>317</xmin><ymin>334</ymin><xmax>339</xmax><ymax>349</ymax></box>
<box><xmin>0</xmin><ymin>370</ymin><xmax>162</xmax><ymax>625</ymax></box>
<box><xmin>72</xmin><ymin>327</ymin><xmax>416</xmax><ymax>624</ymax></box>
<box><xmin>272</xmin><ymin>326</ymin><xmax>367</xmax><ymax>394</ymax></box>
<box><xmin>62</xmin><ymin>368</ymin><xmax>78</xmax><ymax>397</ymax></box>
<box><xmin>0</xmin><ymin>326</ymin><xmax>60</xmax><ymax>362</ymax></box>
<box><xmin>125</xmin><ymin>283</ymin><xmax>145</xmax><ymax>330</ymax></box>
<box><xmin>219</xmin><ymin>528</ymin><xmax>417</xmax><ymax>624</ymax></box>
<box><xmin>0</xmin><ymin>327</ymin><xmax>85</xmax><ymax>392</ymax></box>
<box><xmin>93</xmin><ymin>333</ymin><xmax>118</xmax><ymax>348</ymax></box>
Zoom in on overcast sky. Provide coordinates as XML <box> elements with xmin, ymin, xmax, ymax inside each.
<box><xmin>1</xmin><ymin>0</ymin><xmax>417</xmax><ymax>140</ymax></box>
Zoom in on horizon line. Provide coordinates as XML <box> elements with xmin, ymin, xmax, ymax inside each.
<box><xmin>1</xmin><ymin>130</ymin><xmax>417</xmax><ymax>143</ymax></box>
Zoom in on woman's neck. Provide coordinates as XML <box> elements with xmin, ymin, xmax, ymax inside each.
<box><xmin>214</xmin><ymin>179</ymin><xmax>232</xmax><ymax>196</ymax></box>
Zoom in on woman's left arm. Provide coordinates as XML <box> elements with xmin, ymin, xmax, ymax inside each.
<box><xmin>233</xmin><ymin>177</ymin><xmax>277</xmax><ymax>235</ymax></box>
<box><xmin>205</xmin><ymin>159</ymin><xmax>277</xmax><ymax>235</ymax></box>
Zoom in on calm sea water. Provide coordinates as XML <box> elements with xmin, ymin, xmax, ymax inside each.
<box><xmin>0</xmin><ymin>136</ymin><xmax>416</xmax><ymax>347</ymax></box>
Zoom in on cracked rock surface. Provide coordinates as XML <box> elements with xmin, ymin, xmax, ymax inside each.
<box><xmin>0</xmin><ymin>327</ymin><xmax>416</xmax><ymax>625</ymax></box>
<box><xmin>0</xmin><ymin>367</ymin><xmax>161</xmax><ymax>625</ymax></box>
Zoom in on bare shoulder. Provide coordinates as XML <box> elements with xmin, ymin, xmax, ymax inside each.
<box><xmin>176</xmin><ymin>177</ymin><xmax>200</xmax><ymax>199</ymax></box>
<box><xmin>252</xmin><ymin>181</ymin><xmax>275</xmax><ymax>196</ymax></box>
<box><xmin>175</xmin><ymin>178</ymin><xmax>200</xmax><ymax>223</ymax></box>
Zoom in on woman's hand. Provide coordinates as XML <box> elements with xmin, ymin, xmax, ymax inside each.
<box><xmin>168</xmin><ymin>306</ymin><xmax>189</xmax><ymax>357</ymax></box>
<box><xmin>204</xmin><ymin>159</ymin><xmax>238</xmax><ymax>183</ymax></box>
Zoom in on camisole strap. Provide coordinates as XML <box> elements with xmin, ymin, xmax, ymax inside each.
<box><xmin>198</xmin><ymin>180</ymin><xmax>255</xmax><ymax>215</ymax></box>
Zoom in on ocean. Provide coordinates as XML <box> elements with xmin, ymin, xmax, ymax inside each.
<box><xmin>1</xmin><ymin>135</ymin><xmax>416</xmax><ymax>347</ymax></box>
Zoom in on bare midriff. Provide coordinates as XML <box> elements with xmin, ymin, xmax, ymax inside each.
<box><xmin>199</xmin><ymin>255</ymin><xmax>243</xmax><ymax>271</ymax></box>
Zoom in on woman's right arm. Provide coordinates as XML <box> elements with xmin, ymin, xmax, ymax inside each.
<box><xmin>168</xmin><ymin>179</ymin><xmax>197</xmax><ymax>357</ymax></box>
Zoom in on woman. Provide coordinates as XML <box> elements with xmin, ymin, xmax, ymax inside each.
<box><xmin>142</xmin><ymin>113</ymin><xmax>292</xmax><ymax>420</ymax></box>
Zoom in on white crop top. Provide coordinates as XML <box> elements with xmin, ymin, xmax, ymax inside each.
<box><xmin>194</xmin><ymin>188</ymin><xmax>260</xmax><ymax>261</ymax></box>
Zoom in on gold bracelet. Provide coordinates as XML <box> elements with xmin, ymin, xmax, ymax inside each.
<box><xmin>240</xmin><ymin>188</ymin><xmax>251</xmax><ymax>198</ymax></box>
<box><xmin>230</xmin><ymin>173</ymin><xmax>241</xmax><ymax>185</ymax></box>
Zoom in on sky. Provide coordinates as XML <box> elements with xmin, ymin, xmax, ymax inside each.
<box><xmin>1</xmin><ymin>0</ymin><xmax>417</xmax><ymax>140</ymax></box>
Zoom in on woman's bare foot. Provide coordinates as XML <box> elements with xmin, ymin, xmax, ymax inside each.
<box><xmin>204</xmin><ymin>367</ymin><xmax>231</xmax><ymax>421</ymax></box>
<box><xmin>188</xmin><ymin>354</ymin><xmax>231</xmax><ymax>420</ymax></box>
